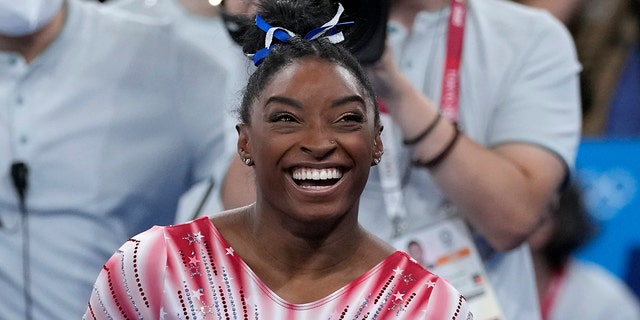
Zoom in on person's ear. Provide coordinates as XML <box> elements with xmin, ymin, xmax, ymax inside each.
<box><xmin>372</xmin><ymin>126</ymin><xmax>384</xmax><ymax>166</ymax></box>
<box><xmin>236</xmin><ymin>124</ymin><xmax>254</xmax><ymax>166</ymax></box>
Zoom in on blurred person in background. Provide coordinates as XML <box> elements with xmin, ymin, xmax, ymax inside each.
<box><xmin>528</xmin><ymin>181</ymin><xmax>640</xmax><ymax>319</ymax></box>
<box><xmin>574</xmin><ymin>0</ymin><xmax>640</xmax><ymax>136</ymax></box>
<box><xmin>515</xmin><ymin>0</ymin><xmax>640</xmax><ymax>136</ymax></box>
<box><xmin>0</xmin><ymin>0</ymin><xmax>232</xmax><ymax>318</ymax></box>
<box><xmin>108</xmin><ymin>0</ymin><xmax>258</xmax><ymax>221</ymax></box>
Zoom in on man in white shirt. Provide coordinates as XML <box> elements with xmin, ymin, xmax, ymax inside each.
<box><xmin>0</xmin><ymin>0</ymin><xmax>233</xmax><ymax>318</ymax></box>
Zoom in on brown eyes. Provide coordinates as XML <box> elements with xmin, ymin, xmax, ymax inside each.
<box><xmin>337</xmin><ymin>113</ymin><xmax>364</xmax><ymax>123</ymax></box>
<box><xmin>269</xmin><ymin>113</ymin><xmax>296</xmax><ymax>123</ymax></box>
<box><xmin>268</xmin><ymin>112</ymin><xmax>365</xmax><ymax>124</ymax></box>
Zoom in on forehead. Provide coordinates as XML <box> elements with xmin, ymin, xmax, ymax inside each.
<box><xmin>259</xmin><ymin>58</ymin><xmax>366</xmax><ymax>101</ymax></box>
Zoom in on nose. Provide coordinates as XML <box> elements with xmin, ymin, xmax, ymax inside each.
<box><xmin>299</xmin><ymin>127</ymin><xmax>336</xmax><ymax>160</ymax></box>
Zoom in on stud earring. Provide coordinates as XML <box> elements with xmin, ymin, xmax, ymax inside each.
<box><xmin>373</xmin><ymin>157</ymin><xmax>381</xmax><ymax>165</ymax></box>
<box><xmin>243</xmin><ymin>157</ymin><xmax>254</xmax><ymax>166</ymax></box>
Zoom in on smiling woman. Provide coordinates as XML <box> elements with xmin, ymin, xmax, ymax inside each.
<box><xmin>83</xmin><ymin>0</ymin><xmax>472</xmax><ymax>319</ymax></box>
<box><xmin>237</xmin><ymin>58</ymin><xmax>379</xmax><ymax>225</ymax></box>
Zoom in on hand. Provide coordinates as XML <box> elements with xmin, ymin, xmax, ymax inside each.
<box><xmin>365</xmin><ymin>43</ymin><xmax>407</xmax><ymax>103</ymax></box>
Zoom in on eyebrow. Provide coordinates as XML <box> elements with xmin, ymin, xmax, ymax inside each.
<box><xmin>265</xmin><ymin>95</ymin><xmax>366</xmax><ymax>109</ymax></box>
<box><xmin>265</xmin><ymin>96</ymin><xmax>302</xmax><ymax>108</ymax></box>
<box><xmin>331</xmin><ymin>95</ymin><xmax>366</xmax><ymax>108</ymax></box>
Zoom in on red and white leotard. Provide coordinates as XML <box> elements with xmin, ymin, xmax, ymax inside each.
<box><xmin>84</xmin><ymin>216</ymin><xmax>472</xmax><ymax>319</ymax></box>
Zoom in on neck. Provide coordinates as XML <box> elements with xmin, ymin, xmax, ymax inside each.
<box><xmin>218</xmin><ymin>204</ymin><xmax>393</xmax><ymax>303</ymax></box>
<box><xmin>246</xmin><ymin>203</ymin><xmax>366</xmax><ymax>274</ymax></box>
<box><xmin>0</xmin><ymin>4</ymin><xmax>66</xmax><ymax>63</ymax></box>
<box><xmin>246</xmin><ymin>206</ymin><xmax>391</xmax><ymax>304</ymax></box>
<box><xmin>416</xmin><ymin>0</ymin><xmax>451</xmax><ymax>11</ymax></box>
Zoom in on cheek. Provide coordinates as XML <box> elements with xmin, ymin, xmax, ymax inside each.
<box><xmin>343</xmin><ymin>134</ymin><xmax>376</xmax><ymax>157</ymax></box>
<box><xmin>252</xmin><ymin>135</ymin><xmax>293</xmax><ymax>163</ymax></box>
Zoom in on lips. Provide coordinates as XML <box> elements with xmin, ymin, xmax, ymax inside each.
<box><xmin>291</xmin><ymin>167</ymin><xmax>343</xmax><ymax>189</ymax></box>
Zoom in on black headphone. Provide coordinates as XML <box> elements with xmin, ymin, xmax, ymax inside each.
<box><xmin>341</xmin><ymin>0</ymin><xmax>390</xmax><ymax>65</ymax></box>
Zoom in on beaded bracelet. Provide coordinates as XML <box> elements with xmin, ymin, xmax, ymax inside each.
<box><xmin>402</xmin><ymin>112</ymin><xmax>442</xmax><ymax>146</ymax></box>
<box><xmin>412</xmin><ymin>123</ymin><xmax>461</xmax><ymax>168</ymax></box>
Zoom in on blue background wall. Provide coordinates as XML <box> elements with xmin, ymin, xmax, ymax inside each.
<box><xmin>574</xmin><ymin>138</ymin><xmax>640</xmax><ymax>299</ymax></box>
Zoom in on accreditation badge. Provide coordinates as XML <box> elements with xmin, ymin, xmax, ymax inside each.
<box><xmin>391</xmin><ymin>216</ymin><xmax>505</xmax><ymax>320</ymax></box>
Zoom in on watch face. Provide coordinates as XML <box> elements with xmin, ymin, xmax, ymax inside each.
<box><xmin>341</xmin><ymin>0</ymin><xmax>389</xmax><ymax>65</ymax></box>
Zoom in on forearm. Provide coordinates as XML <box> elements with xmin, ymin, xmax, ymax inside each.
<box><xmin>425</xmin><ymin>135</ymin><xmax>565</xmax><ymax>251</ymax></box>
<box><xmin>382</xmin><ymin>79</ymin><xmax>564</xmax><ymax>251</ymax></box>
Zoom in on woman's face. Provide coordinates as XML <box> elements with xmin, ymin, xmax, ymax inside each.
<box><xmin>238</xmin><ymin>57</ymin><xmax>382</xmax><ymax>225</ymax></box>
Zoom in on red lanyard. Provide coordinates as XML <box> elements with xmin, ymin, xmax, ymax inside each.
<box><xmin>440</xmin><ymin>0</ymin><xmax>467</xmax><ymax>122</ymax></box>
<box><xmin>378</xmin><ymin>0</ymin><xmax>467</xmax><ymax>119</ymax></box>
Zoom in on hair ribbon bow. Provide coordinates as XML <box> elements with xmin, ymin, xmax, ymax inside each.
<box><xmin>251</xmin><ymin>3</ymin><xmax>353</xmax><ymax>66</ymax></box>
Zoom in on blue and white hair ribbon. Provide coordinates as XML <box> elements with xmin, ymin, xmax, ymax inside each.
<box><xmin>251</xmin><ymin>2</ymin><xmax>353</xmax><ymax>66</ymax></box>
<box><xmin>303</xmin><ymin>3</ymin><xmax>351</xmax><ymax>43</ymax></box>
<box><xmin>252</xmin><ymin>15</ymin><xmax>297</xmax><ymax>65</ymax></box>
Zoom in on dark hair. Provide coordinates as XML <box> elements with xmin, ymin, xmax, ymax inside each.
<box><xmin>542</xmin><ymin>181</ymin><xmax>599</xmax><ymax>271</ymax></box>
<box><xmin>235</xmin><ymin>0</ymin><xmax>380</xmax><ymax>128</ymax></box>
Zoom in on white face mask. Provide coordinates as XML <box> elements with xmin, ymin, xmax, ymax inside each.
<box><xmin>0</xmin><ymin>0</ymin><xmax>64</xmax><ymax>37</ymax></box>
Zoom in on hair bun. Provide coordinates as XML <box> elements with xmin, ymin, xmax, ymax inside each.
<box><xmin>239</xmin><ymin>0</ymin><xmax>389</xmax><ymax>65</ymax></box>
<box><xmin>240</xmin><ymin>0</ymin><xmax>344</xmax><ymax>56</ymax></box>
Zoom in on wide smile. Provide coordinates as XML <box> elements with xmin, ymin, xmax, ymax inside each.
<box><xmin>291</xmin><ymin>167</ymin><xmax>343</xmax><ymax>190</ymax></box>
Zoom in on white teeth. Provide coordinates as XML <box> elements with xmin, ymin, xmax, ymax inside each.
<box><xmin>292</xmin><ymin>168</ymin><xmax>343</xmax><ymax>180</ymax></box>
<box><xmin>301</xmin><ymin>185</ymin><xmax>325</xmax><ymax>190</ymax></box>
